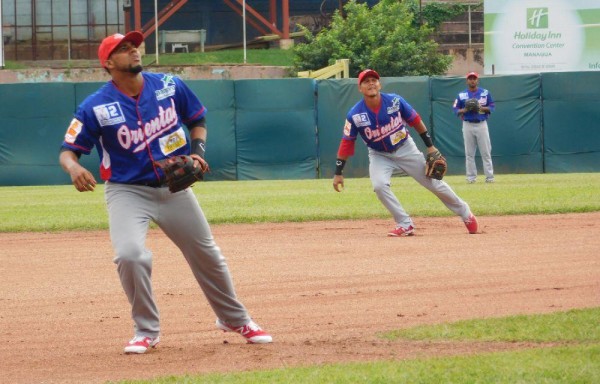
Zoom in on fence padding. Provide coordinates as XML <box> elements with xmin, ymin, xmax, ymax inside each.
<box><xmin>234</xmin><ymin>79</ymin><xmax>317</xmax><ymax>180</ymax></box>
<box><xmin>541</xmin><ymin>72</ymin><xmax>600</xmax><ymax>172</ymax></box>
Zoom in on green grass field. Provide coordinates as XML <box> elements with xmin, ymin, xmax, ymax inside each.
<box><xmin>1</xmin><ymin>173</ymin><xmax>599</xmax><ymax>232</ymax></box>
<box><xmin>143</xmin><ymin>48</ymin><xmax>296</xmax><ymax>67</ymax></box>
<box><xmin>4</xmin><ymin>48</ymin><xmax>296</xmax><ymax>70</ymax></box>
<box><xmin>113</xmin><ymin>308</ymin><xmax>600</xmax><ymax>383</ymax></box>
<box><xmin>2</xmin><ymin>173</ymin><xmax>599</xmax><ymax>383</ymax></box>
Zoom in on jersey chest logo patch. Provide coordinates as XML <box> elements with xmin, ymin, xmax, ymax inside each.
<box><xmin>159</xmin><ymin>127</ymin><xmax>187</xmax><ymax>155</ymax></box>
<box><xmin>352</xmin><ymin>113</ymin><xmax>371</xmax><ymax>127</ymax></box>
<box><xmin>156</xmin><ymin>75</ymin><xmax>176</xmax><ymax>100</ymax></box>
<box><xmin>387</xmin><ymin>97</ymin><xmax>400</xmax><ymax>114</ymax></box>
<box><xmin>93</xmin><ymin>102</ymin><xmax>125</xmax><ymax>126</ymax></box>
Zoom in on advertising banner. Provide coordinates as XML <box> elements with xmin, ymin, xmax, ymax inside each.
<box><xmin>484</xmin><ymin>0</ymin><xmax>600</xmax><ymax>74</ymax></box>
<box><xmin>0</xmin><ymin>3</ymin><xmax>4</xmax><ymax>68</ymax></box>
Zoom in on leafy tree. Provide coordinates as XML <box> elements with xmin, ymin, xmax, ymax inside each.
<box><xmin>292</xmin><ymin>0</ymin><xmax>454</xmax><ymax>77</ymax></box>
<box><xmin>407</xmin><ymin>1</ymin><xmax>473</xmax><ymax>29</ymax></box>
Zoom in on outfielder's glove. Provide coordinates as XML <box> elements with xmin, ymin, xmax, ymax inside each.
<box><xmin>425</xmin><ymin>150</ymin><xmax>447</xmax><ymax>180</ymax></box>
<box><xmin>465</xmin><ymin>98</ymin><xmax>480</xmax><ymax>113</ymax></box>
<box><xmin>154</xmin><ymin>155</ymin><xmax>205</xmax><ymax>193</ymax></box>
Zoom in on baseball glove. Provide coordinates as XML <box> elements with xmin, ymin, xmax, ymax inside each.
<box><xmin>425</xmin><ymin>150</ymin><xmax>447</xmax><ymax>180</ymax></box>
<box><xmin>465</xmin><ymin>98</ymin><xmax>480</xmax><ymax>113</ymax></box>
<box><xmin>154</xmin><ymin>155</ymin><xmax>204</xmax><ymax>193</ymax></box>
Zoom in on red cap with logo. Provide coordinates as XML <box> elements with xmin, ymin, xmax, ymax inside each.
<box><xmin>358</xmin><ymin>69</ymin><xmax>380</xmax><ymax>85</ymax></box>
<box><xmin>466</xmin><ymin>71</ymin><xmax>479</xmax><ymax>79</ymax></box>
<box><xmin>98</xmin><ymin>31</ymin><xmax>144</xmax><ymax>68</ymax></box>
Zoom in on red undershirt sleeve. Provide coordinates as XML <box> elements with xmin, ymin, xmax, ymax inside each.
<box><xmin>407</xmin><ymin>113</ymin><xmax>422</xmax><ymax>127</ymax></box>
<box><xmin>337</xmin><ymin>139</ymin><xmax>356</xmax><ymax>157</ymax></box>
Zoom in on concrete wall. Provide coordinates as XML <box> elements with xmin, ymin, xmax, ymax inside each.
<box><xmin>0</xmin><ymin>64</ymin><xmax>290</xmax><ymax>83</ymax></box>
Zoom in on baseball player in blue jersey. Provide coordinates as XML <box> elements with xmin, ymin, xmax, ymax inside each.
<box><xmin>453</xmin><ymin>71</ymin><xmax>496</xmax><ymax>183</ymax></box>
<box><xmin>59</xmin><ymin>31</ymin><xmax>272</xmax><ymax>354</ymax></box>
<box><xmin>332</xmin><ymin>69</ymin><xmax>478</xmax><ymax>236</ymax></box>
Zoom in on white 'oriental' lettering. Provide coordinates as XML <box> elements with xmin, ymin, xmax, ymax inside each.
<box><xmin>364</xmin><ymin>115</ymin><xmax>404</xmax><ymax>141</ymax></box>
<box><xmin>117</xmin><ymin>99</ymin><xmax>179</xmax><ymax>152</ymax></box>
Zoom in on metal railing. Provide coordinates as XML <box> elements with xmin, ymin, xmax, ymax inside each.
<box><xmin>298</xmin><ymin>59</ymin><xmax>350</xmax><ymax>80</ymax></box>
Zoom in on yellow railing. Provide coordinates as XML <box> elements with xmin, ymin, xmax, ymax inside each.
<box><xmin>298</xmin><ymin>59</ymin><xmax>350</xmax><ymax>80</ymax></box>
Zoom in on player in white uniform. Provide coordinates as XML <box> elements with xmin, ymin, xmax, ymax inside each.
<box><xmin>332</xmin><ymin>69</ymin><xmax>479</xmax><ymax>236</ymax></box>
<box><xmin>59</xmin><ymin>31</ymin><xmax>272</xmax><ymax>354</ymax></box>
<box><xmin>453</xmin><ymin>71</ymin><xmax>496</xmax><ymax>183</ymax></box>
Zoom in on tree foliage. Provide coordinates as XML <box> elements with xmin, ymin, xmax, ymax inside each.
<box><xmin>407</xmin><ymin>1</ymin><xmax>474</xmax><ymax>29</ymax></box>
<box><xmin>292</xmin><ymin>0</ymin><xmax>454</xmax><ymax>77</ymax></box>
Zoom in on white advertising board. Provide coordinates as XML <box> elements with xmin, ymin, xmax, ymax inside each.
<box><xmin>484</xmin><ymin>0</ymin><xmax>600</xmax><ymax>74</ymax></box>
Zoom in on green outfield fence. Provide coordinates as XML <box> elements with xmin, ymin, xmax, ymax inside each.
<box><xmin>1</xmin><ymin>71</ymin><xmax>599</xmax><ymax>186</ymax></box>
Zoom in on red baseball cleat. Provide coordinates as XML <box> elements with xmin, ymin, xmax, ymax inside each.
<box><xmin>124</xmin><ymin>335</ymin><xmax>160</xmax><ymax>354</ymax></box>
<box><xmin>216</xmin><ymin>319</ymin><xmax>273</xmax><ymax>344</ymax></box>
<box><xmin>464</xmin><ymin>213</ymin><xmax>479</xmax><ymax>234</ymax></box>
<box><xmin>387</xmin><ymin>225</ymin><xmax>415</xmax><ymax>237</ymax></box>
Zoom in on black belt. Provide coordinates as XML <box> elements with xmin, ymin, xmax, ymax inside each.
<box><xmin>134</xmin><ymin>180</ymin><xmax>167</xmax><ymax>188</ymax></box>
<box><xmin>466</xmin><ymin>120</ymin><xmax>483</xmax><ymax>124</ymax></box>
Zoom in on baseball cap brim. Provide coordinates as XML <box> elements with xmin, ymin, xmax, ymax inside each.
<box><xmin>358</xmin><ymin>69</ymin><xmax>380</xmax><ymax>85</ymax></box>
<box><xmin>466</xmin><ymin>71</ymin><xmax>479</xmax><ymax>79</ymax></box>
<box><xmin>98</xmin><ymin>31</ymin><xmax>144</xmax><ymax>68</ymax></box>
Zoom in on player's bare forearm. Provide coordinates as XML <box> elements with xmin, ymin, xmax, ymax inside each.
<box><xmin>189</xmin><ymin>126</ymin><xmax>207</xmax><ymax>141</ymax></box>
<box><xmin>411</xmin><ymin>120</ymin><xmax>429</xmax><ymax>135</ymax></box>
<box><xmin>59</xmin><ymin>150</ymin><xmax>97</xmax><ymax>192</ymax></box>
<box><xmin>411</xmin><ymin>121</ymin><xmax>438</xmax><ymax>153</ymax></box>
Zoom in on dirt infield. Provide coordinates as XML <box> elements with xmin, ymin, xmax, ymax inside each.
<box><xmin>1</xmin><ymin>213</ymin><xmax>599</xmax><ymax>383</ymax></box>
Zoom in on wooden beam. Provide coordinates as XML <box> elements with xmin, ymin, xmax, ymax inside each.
<box><xmin>124</xmin><ymin>8</ymin><xmax>132</xmax><ymax>32</ymax></box>
<box><xmin>141</xmin><ymin>0</ymin><xmax>189</xmax><ymax>37</ymax></box>
<box><xmin>230</xmin><ymin>0</ymin><xmax>282</xmax><ymax>36</ymax></box>
<box><xmin>134</xmin><ymin>0</ymin><xmax>142</xmax><ymax>31</ymax></box>
<box><xmin>282</xmin><ymin>0</ymin><xmax>289</xmax><ymax>39</ymax></box>
<box><xmin>269</xmin><ymin>0</ymin><xmax>277</xmax><ymax>26</ymax></box>
<box><xmin>223</xmin><ymin>0</ymin><xmax>270</xmax><ymax>36</ymax></box>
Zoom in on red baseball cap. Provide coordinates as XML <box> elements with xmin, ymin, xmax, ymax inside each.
<box><xmin>98</xmin><ymin>31</ymin><xmax>144</xmax><ymax>68</ymax></box>
<box><xmin>466</xmin><ymin>71</ymin><xmax>479</xmax><ymax>79</ymax></box>
<box><xmin>358</xmin><ymin>69</ymin><xmax>380</xmax><ymax>85</ymax></box>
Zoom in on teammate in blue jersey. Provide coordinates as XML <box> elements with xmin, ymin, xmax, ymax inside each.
<box><xmin>59</xmin><ymin>31</ymin><xmax>272</xmax><ymax>354</ymax></box>
<box><xmin>453</xmin><ymin>71</ymin><xmax>496</xmax><ymax>183</ymax></box>
<box><xmin>332</xmin><ymin>69</ymin><xmax>478</xmax><ymax>237</ymax></box>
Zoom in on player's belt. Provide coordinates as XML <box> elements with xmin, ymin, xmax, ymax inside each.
<box><xmin>133</xmin><ymin>180</ymin><xmax>167</xmax><ymax>188</ymax></box>
<box><xmin>466</xmin><ymin>120</ymin><xmax>482</xmax><ymax>124</ymax></box>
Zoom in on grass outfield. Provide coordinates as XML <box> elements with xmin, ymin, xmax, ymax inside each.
<box><xmin>1</xmin><ymin>173</ymin><xmax>599</xmax><ymax>232</ymax></box>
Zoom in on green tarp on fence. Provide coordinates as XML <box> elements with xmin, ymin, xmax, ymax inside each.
<box><xmin>0</xmin><ymin>72</ymin><xmax>598</xmax><ymax>186</ymax></box>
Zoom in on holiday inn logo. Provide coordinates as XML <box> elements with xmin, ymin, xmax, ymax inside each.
<box><xmin>527</xmin><ymin>8</ymin><xmax>548</xmax><ymax>29</ymax></box>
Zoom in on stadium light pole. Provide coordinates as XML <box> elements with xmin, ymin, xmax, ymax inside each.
<box><xmin>243</xmin><ymin>0</ymin><xmax>247</xmax><ymax>63</ymax></box>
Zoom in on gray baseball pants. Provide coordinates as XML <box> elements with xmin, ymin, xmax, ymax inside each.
<box><xmin>368</xmin><ymin>136</ymin><xmax>472</xmax><ymax>229</ymax></box>
<box><xmin>462</xmin><ymin>120</ymin><xmax>494</xmax><ymax>182</ymax></box>
<box><xmin>105</xmin><ymin>182</ymin><xmax>250</xmax><ymax>338</ymax></box>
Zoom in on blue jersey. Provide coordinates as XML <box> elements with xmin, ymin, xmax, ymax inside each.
<box><xmin>61</xmin><ymin>72</ymin><xmax>206</xmax><ymax>184</ymax></box>
<box><xmin>342</xmin><ymin>93</ymin><xmax>420</xmax><ymax>153</ymax></box>
<box><xmin>453</xmin><ymin>87</ymin><xmax>495</xmax><ymax>122</ymax></box>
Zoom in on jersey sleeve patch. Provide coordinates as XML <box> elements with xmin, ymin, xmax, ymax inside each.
<box><xmin>64</xmin><ymin>118</ymin><xmax>83</xmax><ymax>144</ymax></box>
<box><xmin>343</xmin><ymin>120</ymin><xmax>352</xmax><ymax>136</ymax></box>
